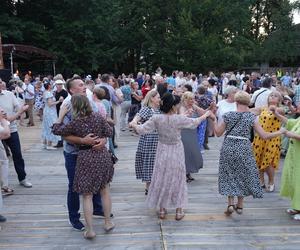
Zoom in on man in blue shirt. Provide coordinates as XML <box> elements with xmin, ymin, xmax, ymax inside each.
<box><xmin>281</xmin><ymin>72</ymin><xmax>292</xmax><ymax>87</ymax></box>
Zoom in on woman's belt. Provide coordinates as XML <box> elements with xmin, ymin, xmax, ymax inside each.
<box><xmin>227</xmin><ymin>135</ymin><xmax>249</xmax><ymax>140</ymax></box>
<box><xmin>78</xmin><ymin>145</ymin><xmax>93</xmax><ymax>150</ymax></box>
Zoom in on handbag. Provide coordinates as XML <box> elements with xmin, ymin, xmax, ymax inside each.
<box><xmin>249</xmin><ymin>127</ymin><xmax>254</xmax><ymax>142</ymax></box>
<box><xmin>109</xmin><ymin>150</ymin><xmax>118</xmax><ymax>164</ymax></box>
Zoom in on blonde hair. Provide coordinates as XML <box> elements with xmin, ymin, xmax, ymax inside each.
<box><xmin>267</xmin><ymin>91</ymin><xmax>283</xmax><ymax>107</ymax></box>
<box><xmin>93</xmin><ymin>87</ymin><xmax>106</xmax><ymax>100</ymax></box>
<box><xmin>142</xmin><ymin>89</ymin><xmax>159</xmax><ymax>107</ymax></box>
<box><xmin>234</xmin><ymin>91</ymin><xmax>250</xmax><ymax>106</ymax></box>
<box><xmin>181</xmin><ymin>91</ymin><xmax>194</xmax><ymax>104</ymax></box>
<box><xmin>71</xmin><ymin>94</ymin><xmax>92</xmax><ymax>119</ymax></box>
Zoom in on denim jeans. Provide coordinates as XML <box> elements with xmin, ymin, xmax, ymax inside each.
<box><xmin>63</xmin><ymin>151</ymin><xmax>103</xmax><ymax>223</ymax></box>
<box><xmin>2</xmin><ymin>132</ymin><xmax>26</xmax><ymax>182</ymax></box>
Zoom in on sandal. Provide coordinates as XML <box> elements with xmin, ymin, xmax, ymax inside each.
<box><xmin>104</xmin><ymin>222</ymin><xmax>115</xmax><ymax>232</ymax></box>
<box><xmin>234</xmin><ymin>206</ymin><xmax>243</xmax><ymax>215</ymax></box>
<box><xmin>1</xmin><ymin>187</ymin><xmax>14</xmax><ymax>196</ymax></box>
<box><xmin>286</xmin><ymin>208</ymin><xmax>300</xmax><ymax>215</ymax></box>
<box><xmin>224</xmin><ymin>205</ymin><xmax>235</xmax><ymax>216</ymax></box>
<box><xmin>186</xmin><ymin>174</ymin><xmax>195</xmax><ymax>182</ymax></box>
<box><xmin>175</xmin><ymin>211</ymin><xmax>185</xmax><ymax>221</ymax></box>
<box><xmin>158</xmin><ymin>208</ymin><xmax>167</xmax><ymax>219</ymax></box>
<box><xmin>83</xmin><ymin>230</ymin><xmax>96</xmax><ymax>239</ymax></box>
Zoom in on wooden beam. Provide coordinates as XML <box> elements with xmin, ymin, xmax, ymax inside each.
<box><xmin>0</xmin><ymin>33</ymin><xmax>4</xmax><ymax>69</ymax></box>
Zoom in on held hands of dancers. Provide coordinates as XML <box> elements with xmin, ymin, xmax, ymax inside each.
<box><xmin>128</xmin><ymin>121</ymin><xmax>137</xmax><ymax>129</ymax></box>
<box><xmin>208</xmin><ymin>102</ymin><xmax>217</xmax><ymax>113</ymax></box>
<box><xmin>20</xmin><ymin>104</ymin><xmax>29</xmax><ymax>113</ymax></box>
<box><xmin>279</xmin><ymin>127</ymin><xmax>287</xmax><ymax>135</ymax></box>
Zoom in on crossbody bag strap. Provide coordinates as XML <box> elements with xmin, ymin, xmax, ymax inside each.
<box><xmin>225</xmin><ymin>113</ymin><xmax>243</xmax><ymax>137</ymax></box>
<box><xmin>253</xmin><ymin>89</ymin><xmax>268</xmax><ymax>105</ymax></box>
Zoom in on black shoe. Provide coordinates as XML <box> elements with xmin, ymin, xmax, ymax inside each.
<box><xmin>54</xmin><ymin>141</ymin><xmax>63</xmax><ymax>148</ymax></box>
<box><xmin>70</xmin><ymin>220</ymin><xmax>85</xmax><ymax>231</ymax></box>
<box><xmin>113</xmin><ymin>144</ymin><xmax>118</xmax><ymax>149</ymax></box>
<box><xmin>93</xmin><ymin>212</ymin><xmax>114</xmax><ymax>218</ymax></box>
<box><xmin>203</xmin><ymin>144</ymin><xmax>210</xmax><ymax>150</ymax></box>
<box><xmin>0</xmin><ymin>215</ymin><xmax>7</xmax><ymax>222</ymax></box>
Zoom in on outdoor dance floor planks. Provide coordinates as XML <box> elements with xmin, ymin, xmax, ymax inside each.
<box><xmin>1</xmin><ymin>122</ymin><xmax>300</xmax><ymax>250</ymax></box>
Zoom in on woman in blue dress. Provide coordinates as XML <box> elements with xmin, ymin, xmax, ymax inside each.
<box><xmin>41</xmin><ymin>82</ymin><xmax>62</xmax><ymax>149</ymax></box>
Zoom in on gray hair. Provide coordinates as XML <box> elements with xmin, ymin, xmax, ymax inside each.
<box><xmin>224</xmin><ymin>85</ymin><xmax>237</xmax><ymax>95</ymax></box>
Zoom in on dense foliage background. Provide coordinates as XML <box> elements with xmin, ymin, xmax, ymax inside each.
<box><xmin>0</xmin><ymin>0</ymin><xmax>300</xmax><ymax>75</ymax></box>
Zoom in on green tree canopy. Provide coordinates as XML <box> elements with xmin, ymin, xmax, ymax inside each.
<box><xmin>0</xmin><ymin>0</ymin><xmax>299</xmax><ymax>75</ymax></box>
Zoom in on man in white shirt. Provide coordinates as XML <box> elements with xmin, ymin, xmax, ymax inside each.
<box><xmin>24</xmin><ymin>78</ymin><xmax>35</xmax><ymax>126</ymax></box>
<box><xmin>0</xmin><ymin>80</ymin><xmax>32</xmax><ymax>188</ymax></box>
<box><xmin>250</xmin><ymin>78</ymin><xmax>273</xmax><ymax>108</ymax></box>
<box><xmin>217</xmin><ymin>86</ymin><xmax>237</xmax><ymax>123</ymax></box>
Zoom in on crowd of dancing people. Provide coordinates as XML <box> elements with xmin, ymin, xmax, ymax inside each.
<box><xmin>0</xmin><ymin>68</ymin><xmax>300</xmax><ymax>239</ymax></box>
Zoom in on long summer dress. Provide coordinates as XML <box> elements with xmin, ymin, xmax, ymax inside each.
<box><xmin>219</xmin><ymin>112</ymin><xmax>263</xmax><ymax>198</ymax></box>
<box><xmin>42</xmin><ymin>91</ymin><xmax>60</xmax><ymax>144</ymax></box>
<box><xmin>252</xmin><ymin>108</ymin><xmax>281</xmax><ymax>171</ymax></box>
<box><xmin>52</xmin><ymin>113</ymin><xmax>114</xmax><ymax>194</ymax></box>
<box><xmin>135</xmin><ymin>106</ymin><xmax>160</xmax><ymax>182</ymax></box>
<box><xmin>181</xmin><ymin>110</ymin><xmax>203</xmax><ymax>174</ymax></box>
<box><xmin>135</xmin><ymin>114</ymin><xmax>201</xmax><ymax>209</ymax></box>
<box><xmin>280</xmin><ymin>118</ymin><xmax>300</xmax><ymax>210</ymax></box>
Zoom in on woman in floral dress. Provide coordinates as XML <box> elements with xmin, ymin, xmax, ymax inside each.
<box><xmin>34</xmin><ymin>81</ymin><xmax>44</xmax><ymax>121</ymax></box>
<box><xmin>130</xmin><ymin>93</ymin><xmax>212</xmax><ymax>220</ymax></box>
<box><xmin>41</xmin><ymin>82</ymin><xmax>61</xmax><ymax>149</ymax></box>
<box><xmin>53</xmin><ymin>94</ymin><xmax>114</xmax><ymax>239</ymax></box>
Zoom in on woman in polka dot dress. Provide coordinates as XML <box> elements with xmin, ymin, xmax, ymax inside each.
<box><xmin>252</xmin><ymin>91</ymin><xmax>284</xmax><ymax>192</ymax></box>
<box><xmin>213</xmin><ymin>91</ymin><xmax>285</xmax><ymax>215</ymax></box>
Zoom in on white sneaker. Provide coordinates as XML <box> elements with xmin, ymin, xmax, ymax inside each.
<box><xmin>267</xmin><ymin>184</ymin><xmax>275</xmax><ymax>192</ymax></box>
<box><xmin>293</xmin><ymin>214</ymin><xmax>300</xmax><ymax>220</ymax></box>
<box><xmin>19</xmin><ymin>179</ymin><xmax>32</xmax><ymax>188</ymax></box>
<box><xmin>46</xmin><ymin>146</ymin><xmax>57</xmax><ymax>150</ymax></box>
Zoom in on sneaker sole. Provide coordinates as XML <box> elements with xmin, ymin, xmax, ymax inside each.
<box><xmin>68</xmin><ymin>222</ymin><xmax>85</xmax><ymax>231</ymax></box>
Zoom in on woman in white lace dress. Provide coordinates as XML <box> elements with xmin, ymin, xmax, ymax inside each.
<box><xmin>130</xmin><ymin>93</ymin><xmax>212</xmax><ymax>220</ymax></box>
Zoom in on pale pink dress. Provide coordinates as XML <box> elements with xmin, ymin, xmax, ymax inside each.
<box><xmin>135</xmin><ymin>114</ymin><xmax>201</xmax><ymax>209</ymax></box>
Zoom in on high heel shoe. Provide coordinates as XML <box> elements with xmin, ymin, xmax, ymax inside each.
<box><xmin>224</xmin><ymin>205</ymin><xmax>235</xmax><ymax>216</ymax></box>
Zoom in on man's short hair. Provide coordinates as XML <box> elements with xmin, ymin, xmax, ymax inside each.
<box><xmin>262</xmin><ymin>78</ymin><xmax>272</xmax><ymax>88</ymax></box>
<box><xmin>66</xmin><ymin>76</ymin><xmax>82</xmax><ymax>94</ymax></box>
<box><xmin>101</xmin><ymin>74</ymin><xmax>110</xmax><ymax>83</ymax></box>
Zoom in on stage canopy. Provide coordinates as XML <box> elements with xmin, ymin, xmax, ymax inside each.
<box><xmin>2</xmin><ymin>44</ymin><xmax>56</xmax><ymax>62</ymax></box>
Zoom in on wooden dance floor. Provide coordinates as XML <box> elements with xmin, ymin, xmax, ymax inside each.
<box><xmin>0</xmin><ymin>121</ymin><xmax>299</xmax><ymax>249</ymax></box>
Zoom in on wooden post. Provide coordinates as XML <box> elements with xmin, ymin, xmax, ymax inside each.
<box><xmin>0</xmin><ymin>33</ymin><xmax>4</xmax><ymax>69</ymax></box>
